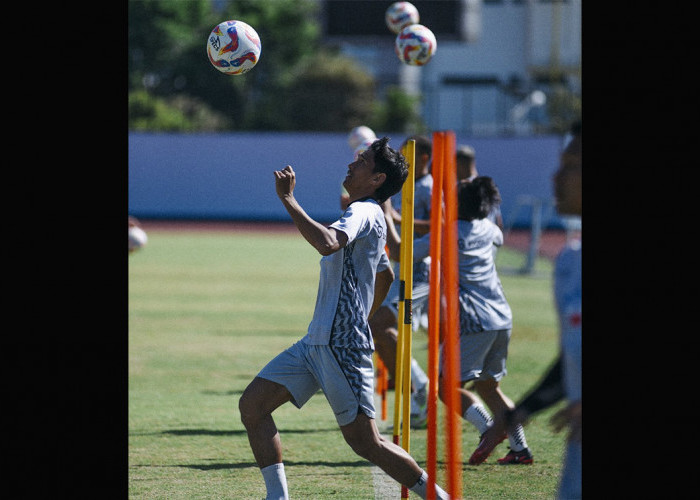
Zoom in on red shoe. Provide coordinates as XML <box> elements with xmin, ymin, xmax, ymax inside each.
<box><xmin>497</xmin><ymin>447</ymin><xmax>534</xmax><ymax>465</ymax></box>
<box><xmin>468</xmin><ymin>430</ymin><xmax>507</xmax><ymax>465</ymax></box>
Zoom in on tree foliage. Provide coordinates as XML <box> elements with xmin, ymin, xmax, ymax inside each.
<box><xmin>128</xmin><ymin>0</ymin><xmax>387</xmax><ymax>132</ymax></box>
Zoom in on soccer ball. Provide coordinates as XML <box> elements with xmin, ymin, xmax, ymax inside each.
<box><xmin>207</xmin><ymin>20</ymin><xmax>261</xmax><ymax>75</ymax></box>
<box><xmin>395</xmin><ymin>24</ymin><xmax>437</xmax><ymax>66</ymax></box>
<box><xmin>348</xmin><ymin>126</ymin><xmax>376</xmax><ymax>150</ymax></box>
<box><xmin>385</xmin><ymin>2</ymin><xmax>419</xmax><ymax>35</ymax></box>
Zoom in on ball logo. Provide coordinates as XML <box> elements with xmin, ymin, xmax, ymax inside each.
<box><xmin>209</xmin><ymin>35</ymin><xmax>220</xmax><ymax>52</ymax></box>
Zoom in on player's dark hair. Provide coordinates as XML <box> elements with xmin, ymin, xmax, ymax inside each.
<box><xmin>402</xmin><ymin>134</ymin><xmax>432</xmax><ymax>159</ymax></box>
<box><xmin>371</xmin><ymin>137</ymin><xmax>408</xmax><ymax>203</ymax></box>
<box><xmin>458</xmin><ymin>176</ymin><xmax>501</xmax><ymax>221</ymax></box>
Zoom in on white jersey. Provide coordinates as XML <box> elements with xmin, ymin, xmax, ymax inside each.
<box><xmin>554</xmin><ymin>238</ymin><xmax>582</xmax><ymax>403</ymax></box>
<box><xmin>413</xmin><ymin>218</ymin><xmax>511</xmax><ymax>333</ymax></box>
<box><xmin>302</xmin><ymin>198</ymin><xmax>390</xmax><ymax>350</ymax></box>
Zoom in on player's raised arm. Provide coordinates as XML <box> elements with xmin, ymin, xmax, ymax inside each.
<box><xmin>274</xmin><ymin>165</ymin><xmax>347</xmax><ymax>255</ymax></box>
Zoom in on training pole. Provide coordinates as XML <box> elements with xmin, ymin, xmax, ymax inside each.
<box><xmin>390</xmin><ymin>140</ymin><xmax>415</xmax><ymax>500</ymax></box>
<box><xmin>378</xmin><ymin>356</ymin><xmax>388</xmax><ymax>420</ymax></box>
<box><xmin>441</xmin><ymin>130</ymin><xmax>463</xmax><ymax>499</ymax></box>
<box><xmin>400</xmin><ymin>139</ymin><xmax>416</xmax><ymax>493</ymax></box>
<box><xmin>426</xmin><ymin>131</ymin><xmax>445</xmax><ymax>500</ymax></box>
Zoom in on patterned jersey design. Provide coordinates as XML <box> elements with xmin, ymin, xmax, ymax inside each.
<box><xmin>329</xmin><ymin>241</ymin><xmax>373</xmax><ymax>348</ymax></box>
<box><xmin>330</xmin><ymin>345</ymin><xmax>372</xmax><ymax>404</ymax></box>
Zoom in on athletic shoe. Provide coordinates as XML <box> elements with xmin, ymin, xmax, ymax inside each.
<box><xmin>497</xmin><ymin>447</ymin><xmax>534</xmax><ymax>465</ymax></box>
<box><xmin>468</xmin><ymin>430</ymin><xmax>507</xmax><ymax>465</ymax></box>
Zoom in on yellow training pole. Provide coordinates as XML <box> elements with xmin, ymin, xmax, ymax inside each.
<box><xmin>390</xmin><ymin>140</ymin><xmax>415</xmax><ymax>499</ymax></box>
<box><xmin>400</xmin><ymin>139</ymin><xmax>415</xmax><ymax>454</ymax></box>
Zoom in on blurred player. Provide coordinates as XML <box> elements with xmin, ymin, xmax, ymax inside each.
<box><xmin>456</xmin><ymin>145</ymin><xmax>503</xmax><ymax>229</ymax></box>
<box><xmin>477</xmin><ymin>121</ymin><xmax>582</xmax><ymax>498</ymax></box>
<box><xmin>239</xmin><ymin>137</ymin><xmax>449</xmax><ymax>500</ymax></box>
<box><xmin>385</xmin><ymin>176</ymin><xmax>533</xmax><ymax>466</ymax></box>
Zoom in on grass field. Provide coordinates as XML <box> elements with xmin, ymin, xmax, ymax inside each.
<box><xmin>128</xmin><ymin>228</ymin><xmax>566</xmax><ymax>499</ymax></box>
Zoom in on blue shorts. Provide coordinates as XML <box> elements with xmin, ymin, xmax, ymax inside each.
<box><xmin>257</xmin><ymin>340</ymin><xmax>375</xmax><ymax>426</ymax></box>
<box><xmin>439</xmin><ymin>329</ymin><xmax>511</xmax><ymax>382</ymax></box>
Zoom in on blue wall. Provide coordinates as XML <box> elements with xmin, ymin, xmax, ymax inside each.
<box><xmin>128</xmin><ymin>132</ymin><xmax>568</xmax><ymax>228</ymax></box>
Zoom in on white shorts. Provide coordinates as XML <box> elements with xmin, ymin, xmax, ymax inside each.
<box><xmin>439</xmin><ymin>329</ymin><xmax>511</xmax><ymax>382</ymax></box>
<box><xmin>257</xmin><ymin>340</ymin><xmax>375</xmax><ymax>426</ymax></box>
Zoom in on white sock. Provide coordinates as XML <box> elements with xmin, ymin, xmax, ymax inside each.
<box><xmin>411</xmin><ymin>359</ymin><xmax>429</xmax><ymax>390</ymax></box>
<box><xmin>409</xmin><ymin>470</ymin><xmax>450</xmax><ymax>500</ymax></box>
<box><xmin>260</xmin><ymin>463</ymin><xmax>289</xmax><ymax>500</ymax></box>
<box><xmin>464</xmin><ymin>404</ymin><xmax>493</xmax><ymax>435</ymax></box>
<box><xmin>507</xmin><ymin>423</ymin><xmax>529</xmax><ymax>452</ymax></box>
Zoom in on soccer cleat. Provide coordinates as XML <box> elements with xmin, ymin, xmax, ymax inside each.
<box><xmin>497</xmin><ymin>447</ymin><xmax>534</xmax><ymax>465</ymax></box>
<box><xmin>468</xmin><ymin>430</ymin><xmax>507</xmax><ymax>465</ymax></box>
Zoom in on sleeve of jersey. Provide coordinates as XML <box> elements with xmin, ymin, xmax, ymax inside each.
<box><xmin>330</xmin><ymin>202</ymin><xmax>370</xmax><ymax>245</ymax></box>
<box><xmin>492</xmin><ymin>224</ymin><xmax>504</xmax><ymax>247</ymax></box>
<box><xmin>378</xmin><ymin>250</ymin><xmax>391</xmax><ymax>272</ymax></box>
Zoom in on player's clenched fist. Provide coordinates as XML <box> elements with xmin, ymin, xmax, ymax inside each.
<box><xmin>274</xmin><ymin>165</ymin><xmax>296</xmax><ymax>199</ymax></box>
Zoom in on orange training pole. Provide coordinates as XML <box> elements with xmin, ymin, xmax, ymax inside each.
<box><xmin>442</xmin><ymin>130</ymin><xmax>462</xmax><ymax>499</ymax></box>
<box><xmin>426</xmin><ymin>131</ymin><xmax>445</xmax><ymax>500</ymax></box>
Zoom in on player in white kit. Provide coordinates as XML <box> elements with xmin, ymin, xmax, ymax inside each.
<box><xmin>238</xmin><ymin>137</ymin><xmax>449</xmax><ymax>500</ymax></box>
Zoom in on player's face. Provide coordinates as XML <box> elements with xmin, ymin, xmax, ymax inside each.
<box><xmin>344</xmin><ymin>148</ymin><xmax>378</xmax><ymax>193</ymax></box>
<box><xmin>553</xmin><ymin>155</ymin><xmax>582</xmax><ymax>216</ymax></box>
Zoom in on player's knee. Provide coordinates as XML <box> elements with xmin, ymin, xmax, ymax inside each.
<box><xmin>369</xmin><ymin>306</ymin><xmax>396</xmax><ymax>336</ymax></box>
<box><xmin>473</xmin><ymin>378</ymin><xmax>498</xmax><ymax>397</ymax></box>
<box><xmin>238</xmin><ymin>387</ymin><xmax>264</xmax><ymax>428</ymax></box>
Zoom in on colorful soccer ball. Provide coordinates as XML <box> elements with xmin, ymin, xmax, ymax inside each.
<box><xmin>348</xmin><ymin>126</ymin><xmax>377</xmax><ymax>150</ymax></box>
<box><xmin>207</xmin><ymin>20</ymin><xmax>261</xmax><ymax>75</ymax></box>
<box><xmin>385</xmin><ymin>2</ymin><xmax>420</xmax><ymax>35</ymax></box>
<box><xmin>395</xmin><ymin>24</ymin><xmax>437</xmax><ymax>66</ymax></box>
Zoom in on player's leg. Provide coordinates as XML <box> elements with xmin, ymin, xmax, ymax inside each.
<box><xmin>340</xmin><ymin>413</ymin><xmax>448</xmax><ymax>499</ymax></box>
<box><xmin>473</xmin><ymin>329</ymin><xmax>532</xmax><ymax>464</ymax></box>
<box><xmin>369</xmin><ymin>305</ymin><xmax>400</xmax><ymax>376</ymax></box>
<box><xmin>238</xmin><ymin>376</ymin><xmax>292</xmax><ymax>468</ymax></box>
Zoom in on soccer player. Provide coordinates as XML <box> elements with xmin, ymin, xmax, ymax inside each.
<box><xmin>384</xmin><ymin>176</ymin><xmax>533</xmax><ymax>466</ymax></box>
<box><xmin>477</xmin><ymin>121</ymin><xmax>582</xmax><ymax>498</ymax></box>
<box><xmin>238</xmin><ymin>137</ymin><xmax>449</xmax><ymax>500</ymax></box>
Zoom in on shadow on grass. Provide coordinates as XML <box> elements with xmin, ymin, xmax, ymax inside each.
<box><xmin>158</xmin><ymin>427</ymin><xmax>339</xmax><ymax>437</ymax></box>
<box><xmin>179</xmin><ymin>459</ymin><xmax>372</xmax><ymax>471</ymax></box>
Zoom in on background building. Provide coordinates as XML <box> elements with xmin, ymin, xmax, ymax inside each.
<box><xmin>321</xmin><ymin>0</ymin><xmax>581</xmax><ymax>136</ymax></box>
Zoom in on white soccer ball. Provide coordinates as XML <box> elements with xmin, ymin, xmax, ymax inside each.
<box><xmin>348</xmin><ymin>126</ymin><xmax>377</xmax><ymax>150</ymax></box>
<box><xmin>129</xmin><ymin>225</ymin><xmax>148</xmax><ymax>253</ymax></box>
<box><xmin>395</xmin><ymin>24</ymin><xmax>437</xmax><ymax>66</ymax></box>
<box><xmin>385</xmin><ymin>2</ymin><xmax>420</xmax><ymax>35</ymax></box>
<box><xmin>207</xmin><ymin>20</ymin><xmax>261</xmax><ymax>75</ymax></box>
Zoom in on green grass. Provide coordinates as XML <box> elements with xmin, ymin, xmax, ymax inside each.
<box><xmin>129</xmin><ymin>229</ymin><xmax>566</xmax><ymax>499</ymax></box>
